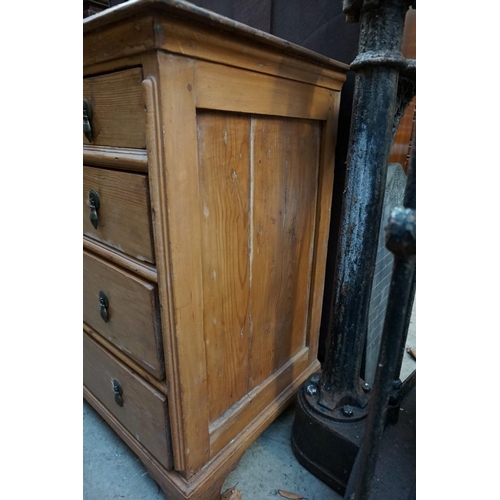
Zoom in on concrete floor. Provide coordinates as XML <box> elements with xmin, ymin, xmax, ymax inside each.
<box><xmin>83</xmin><ymin>304</ymin><xmax>416</xmax><ymax>500</ymax></box>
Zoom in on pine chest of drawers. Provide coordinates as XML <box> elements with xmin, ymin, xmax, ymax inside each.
<box><xmin>83</xmin><ymin>1</ymin><xmax>347</xmax><ymax>498</ymax></box>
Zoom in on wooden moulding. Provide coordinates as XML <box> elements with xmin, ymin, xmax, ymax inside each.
<box><xmin>142</xmin><ymin>64</ymin><xmax>187</xmax><ymax>473</ymax></box>
<box><xmin>208</xmin><ymin>348</ymin><xmax>311</xmax><ymax>458</ymax></box>
<box><xmin>83</xmin><ymin>332</ymin><xmax>173</xmax><ymax>469</ymax></box>
<box><xmin>152</xmin><ymin>52</ymin><xmax>212</xmax><ymax>477</ymax></box>
<box><xmin>83</xmin><ymin>0</ymin><xmax>348</xmax><ymax>89</ymax></box>
<box><xmin>195</xmin><ymin>60</ymin><xmax>334</xmax><ymax>120</ymax></box>
<box><xmin>306</xmin><ymin>92</ymin><xmax>342</xmax><ymax>365</ymax></box>
<box><xmin>83</xmin><ymin>358</ymin><xmax>319</xmax><ymax>500</ymax></box>
<box><xmin>83</xmin><ymin>250</ymin><xmax>165</xmax><ymax>378</ymax></box>
<box><xmin>83</xmin><ymin>166</ymin><xmax>156</xmax><ymax>264</ymax></box>
<box><xmin>84</xmin><ymin>323</ymin><xmax>168</xmax><ymax>395</ymax></box>
<box><xmin>83</xmin><ymin>68</ymin><xmax>146</xmax><ymax>148</ymax></box>
<box><xmin>83</xmin><ymin>13</ymin><xmax>156</xmax><ymax>71</ymax></box>
<box><xmin>83</xmin><ymin>237</ymin><xmax>157</xmax><ymax>283</ymax></box>
<box><xmin>83</xmin><ymin>145</ymin><xmax>148</xmax><ymax>173</ymax></box>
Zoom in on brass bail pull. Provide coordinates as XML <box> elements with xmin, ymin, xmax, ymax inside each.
<box><xmin>89</xmin><ymin>189</ymin><xmax>100</xmax><ymax>230</ymax></box>
<box><xmin>83</xmin><ymin>98</ymin><xmax>93</xmax><ymax>143</ymax></box>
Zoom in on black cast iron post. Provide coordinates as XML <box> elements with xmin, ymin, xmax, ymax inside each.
<box><xmin>348</xmin><ymin>134</ymin><xmax>416</xmax><ymax>500</ymax></box>
<box><xmin>319</xmin><ymin>0</ymin><xmax>412</xmax><ymax>416</ymax></box>
<box><xmin>291</xmin><ymin>0</ymin><xmax>415</xmax><ymax>493</ymax></box>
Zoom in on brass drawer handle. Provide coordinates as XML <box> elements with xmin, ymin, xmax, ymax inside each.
<box><xmin>113</xmin><ymin>379</ymin><xmax>123</xmax><ymax>407</ymax></box>
<box><xmin>98</xmin><ymin>290</ymin><xmax>109</xmax><ymax>323</ymax></box>
<box><xmin>89</xmin><ymin>189</ymin><xmax>100</xmax><ymax>229</ymax></box>
<box><xmin>83</xmin><ymin>98</ymin><xmax>93</xmax><ymax>143</ymax></box>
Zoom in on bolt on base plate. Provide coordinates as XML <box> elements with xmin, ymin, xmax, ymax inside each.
<box><xmin>291</xmin><ymin>382</ymin><xmax>367</xmax><ymax>495</ymax></box>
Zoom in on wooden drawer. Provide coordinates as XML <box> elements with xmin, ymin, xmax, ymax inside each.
<box><xmin>83</xmin><ymin>68</ymin><xmax>146</xmax><ymax>148</ymax></box>
<box><xmin>83</xmin><ymin>166</ymin><xmax>155</xmax><ymax>264</ymax></box>
<box><xmin>83</xmin><ymin>332</ymin><xmax>173</xmax><ymax>470</ymax></box>
<box><xmin>83</xmin><ymin>251</ymin><xmax>164</xmax><ymax>379</ymax></box>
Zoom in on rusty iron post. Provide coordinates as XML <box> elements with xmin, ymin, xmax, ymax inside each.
<box><xmin>291</xmin><ymin>0</ymin><xmax>415</xmax><ymax>494</ymax></box>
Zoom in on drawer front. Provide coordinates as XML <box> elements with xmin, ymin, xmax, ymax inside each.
<box><xmin>83</xmin><ymin>68</ymin><xmax>146</xmax><ymax>148</ymax></box>
<box><xmin>83</xmin><ymin>166</ymin><xmax>155</xmax><ymax>264</ymax></box>
<box><xmin>83</xmin><ymin>251</ymin><xmax>164</xmax><ymax>378</ymax></box>
<box><xmin>83</xmin><ymin>333</ymin><xmax>173</xmax><ymax>470</ymax></box>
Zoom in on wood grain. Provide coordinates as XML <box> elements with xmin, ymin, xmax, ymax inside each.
<box><xmin>197</xmin><ymin>111</ymin><xmax>251</xmax><ymax>424</ymax></box>
<box><xmin>84</xmin><ymin>322</ymin><xmax>168</xmax><ymax>395</ymax></box>
<box><xmin>154</xmin><ymin>52</ymin><xmax>211</xmax><ymax>477</ymax></box>
<box><xmin>83</xmin><ymin>1</ymin><xmax>348</xmax><ymax>88</ymax></box>
<box><xmin>83</xmin><ymin>236</ymin><xmax>157</xmax><ymax>283</ymax></box>
<box><xmin>306</xmin><ymin>92</ymin><xmax>340</xmax><ymax>363</ymax></box>
<box><xmin>83</xmin><ymin>332</ymin><xmax>173</xmax><ymax>469</ymax></box>
<box><xmin>83</xmin><ymin>3</ymin><xmax>346</xmax><ymax>492</ymax></box>
<box><xmin>83</xmin><ymin>55</ymin><xmax>145</xmax><ymax>78</ymax></box>
<box><xmin>142</xmin><ymin>71</ymin><xmax>184</xmax><ymax>470</ymax></box>
<box><xmin>195</xmin><ymin>61</ymin><xmax>332</xmax><ymax>120</ymax></box>
<box><xmin>209</xmin><ymin>347</ymin><xmax>310</xmax><ymax>457</ymax></box>
<box><xmin>84</xmin><ymin>14</ymin><xmax>155</xmax><ymax>73</ymax></box>
<box><xmin>83</xmin><ymin>67</ymin><xmax>146</xmax><ymax>148</ymax></box>
<box><xmin>83</xmin><ymin>145</ymin><xmax>148</xmax><ymax>173</ymax></box>
<box><xmin>83</xmin><ymin>166</ymin><xmax>155</xmax><ymax>263</ymax></box>
<box><xmin>83</xmin><ymin>250</ymin><xmax>164</xmax><ymax>378</ymax></box>
<box><xmin>83</xmin><ymin>356</ymin><xmax>319</xmax><ymax>500</ymax></box>
<box><xmin>249</xmin><ymin>116</ymin><xmax>320</xmax><ymax>390</ymax></box>
<box><xmin>155</xmin><ymin>15</ymin><xmax>345</xmax><ymax>90</ymax></box>
<box><xmin>195</xmin><ymin>111</ymin><xmax>322</xmax><ymax>431</ymax></box>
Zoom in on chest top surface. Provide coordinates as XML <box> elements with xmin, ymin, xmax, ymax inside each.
<box><xmin>83</xmin><ymin>0</ymin><xmax>348</xmax><ymax>87</ymax></box>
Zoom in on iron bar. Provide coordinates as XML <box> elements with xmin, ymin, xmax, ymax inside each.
<box><xmin>319</xmin><ymin>0</ymin><xmax>411</xmax><ymax>415</ymax></box>
<box><xmin>394</xmin><ymin>267</ymin><xmax>416</xmax><ymax>381</ymax></box>
<box><xmin>291</xmin><ymin>1</ymin><xmax>415</xmax><ymax>492</ymax></box>
<box><xmin>349</xmin><ymin>132</ymin><xmax>416</xmax><ymax>500</ymax></box>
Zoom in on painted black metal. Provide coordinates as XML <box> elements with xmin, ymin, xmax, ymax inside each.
<box><xmin>345</xmin><ymin>384</ymin><xmax>416</xmax><ymax>499</ymax></box>
<box><xmin>292</xmin><ymin>376</ymin><xmax>366</xmax><ymax>494</ymax></box>
<box><xmin>113</xmin><ymin>379</ymin><xmax>124</xmax><ymax>407</ymax></box>
<box><xmin>89</xmin><ymin>189</ymin><xmax>100</xmax><ymax>230</ymax></box>
<box><xmin>392</xmin><ymin>59</ymin><xmax>416</xmax><ymax>138</ymax></box>
<box><xmin>393</xmin><ymin>268</ymin><xmax>416</xmax><ymax>378</ymax></box>
<box><xmin>292</xmin><ymin>0</ymin><xmax>415</xmax><ymax>494</ymax></box>
<box><xmin>83</xmin><ymin>98</ymin><xmax>93</xmax><ymax>143</ymax></box>
<box><xmin>319</xmin><ymin>0</ymin><xmax>411</xmax><ymax>415</ymax></box>
<box><xmin>349</xmin><ymin>133</ymin><xmax>416</xmax><ymax>500</ymax></box>
<box><xmin>99</xmin><ymin>290</ymin><xmax>109</xmax><ymax>323</ymax></box>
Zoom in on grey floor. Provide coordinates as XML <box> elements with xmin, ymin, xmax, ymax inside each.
<box><xmin>83</xmin><ymin>304</ymin><xmax>416</xmax><ymax>500</ymax></box>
